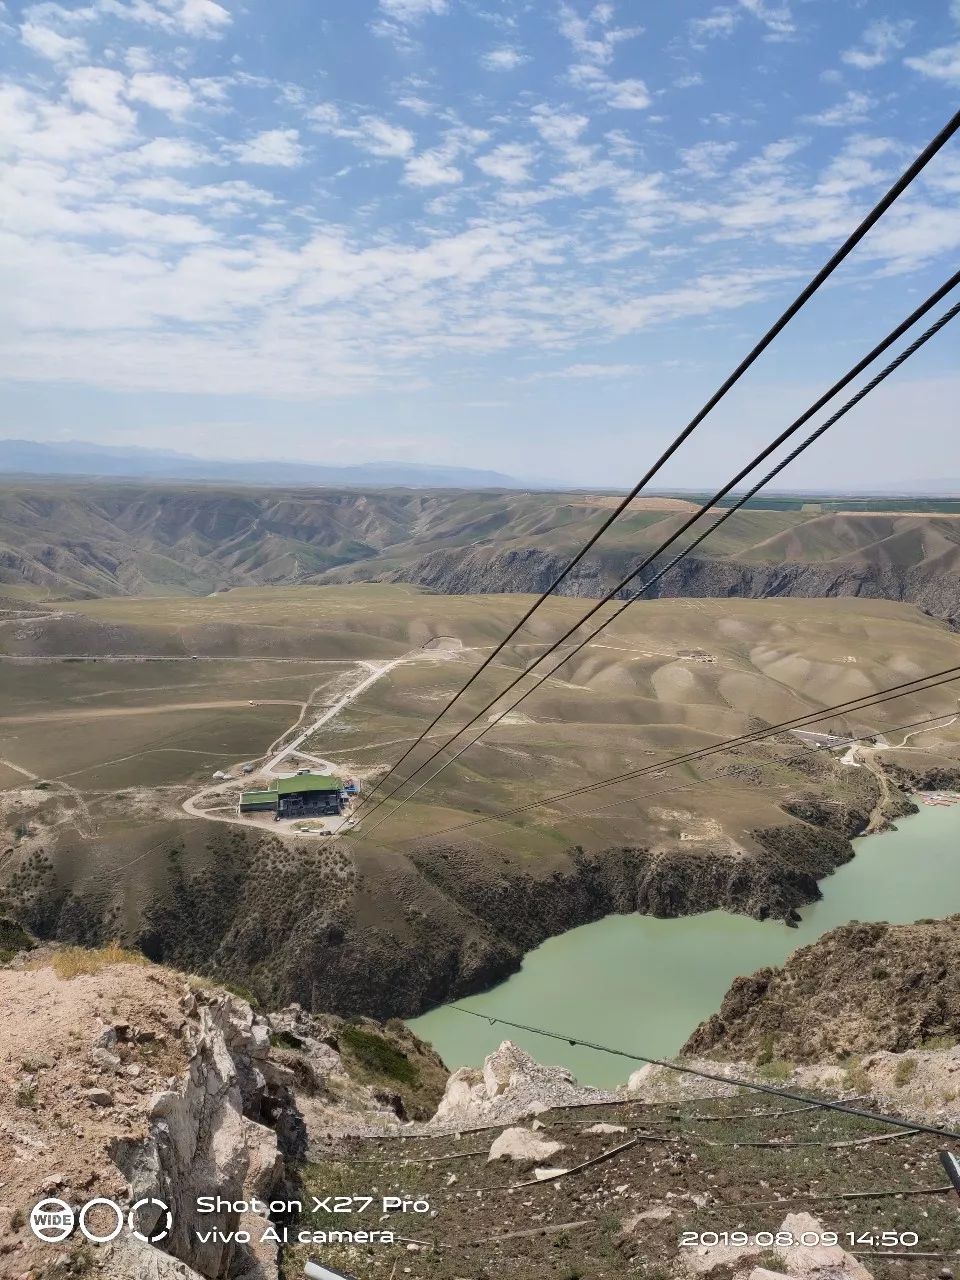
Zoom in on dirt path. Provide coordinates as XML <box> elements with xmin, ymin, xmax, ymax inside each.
<box><xmin>854</xmin><ymin>746</ymin><xmax>898</xmax><ymax>833</ymax></box>
<box><xmin>0</xmin><ymin>699</ymin><xmax>301</xmax><ymax>726</ymax></box>
<box><xmin>265</xmin><ymin>658</ymin><xmax>407</xmax><ymax>772</ymax></box>
<box><xmin>181</xmin><ymin>648</ymin><xmax>453</xmax><ymax>832</ymax></box>
<box><xmin>0</xmin><ymin>756</ymin><xmax>98</xmax><ymax>838</ymax></box>
<box><xmin>0</xmin><ymin>756</ymin><xmax>39</xmax><ymax>780</ymax></box>
<box><xmin>897</xmin><ymin>714</ymin><xmax>958</xmax><ymax>747</ymax></box>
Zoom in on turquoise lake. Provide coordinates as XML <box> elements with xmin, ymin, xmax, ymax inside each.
<box><xmin>408</xmin><ymin>802</ymin><xmax>960</xmax><ymax>1087</ymax></box>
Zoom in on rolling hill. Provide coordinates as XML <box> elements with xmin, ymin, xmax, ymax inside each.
<box><xmin>3</xmin><ymin>586</ymin><xmax>960</xmax><ymax>1019</ymax></box>
<box><xmin>3</xmin><ymin>479</ymin><xmax>960</xmax><ymax>625</ymax></box>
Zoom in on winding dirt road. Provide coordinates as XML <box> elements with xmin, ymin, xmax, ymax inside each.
<box><xmin>181</xmin><ymin>648</ymin><xmax>453</xmax><ymax>831</ymax></box>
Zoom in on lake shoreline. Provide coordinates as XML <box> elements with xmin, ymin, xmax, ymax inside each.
<box><xmin>409</xmin><ymin>795</ymin><xmax>960</xmax><ymax>1087</ymax></box>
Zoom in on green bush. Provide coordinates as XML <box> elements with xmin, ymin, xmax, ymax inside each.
<box><xmin>894</xmin><ymin>1056</ymin><xmax>918</xmax><ymax>1087</ymax></box>
<box><xmin>340</xmin><ymin>1024</ymin><xmax>418</xmax><ymax>1085</ymax></box>
<box><xmin>0</xmin><ymin>917</ymin><xmax>33</xmax><ymax>956</ymax></box>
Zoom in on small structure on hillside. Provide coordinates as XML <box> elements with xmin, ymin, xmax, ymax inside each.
<box><xmin>239</xmin><ymin>772</ymin><xmax>344</xmax><ymax>819</ymax></box>
<box><xmin>789</xmin><ymin>729</ymin><xmax>853</xmax><ymax>750</ymax></box>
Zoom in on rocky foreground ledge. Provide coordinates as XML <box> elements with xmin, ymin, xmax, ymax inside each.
<box><xmin>2</xmin><ymin>926</ymin><xmax>959</xmax><ymax>1280</ymax></box>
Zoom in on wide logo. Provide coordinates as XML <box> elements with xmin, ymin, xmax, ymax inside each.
<box><xmin>30</xmin><ymin>1196</ymin><xmax>171</xmax><ymax>1244</ymax></box>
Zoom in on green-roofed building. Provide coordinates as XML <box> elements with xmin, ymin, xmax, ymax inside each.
<box><xmin>238</xmin><ymin>790</ymin><xmax>277</xmax><ymax>813</ymax></box>
<box><xmin>239</xmin><ymin>771</ymin><xmax>344</xmax><ymax>818</ymax></box>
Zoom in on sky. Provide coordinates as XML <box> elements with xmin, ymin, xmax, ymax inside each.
<box><xmin>1</xmin><ymin>0</ymin><xmax>959</xmax><ymax>489</ymax></box>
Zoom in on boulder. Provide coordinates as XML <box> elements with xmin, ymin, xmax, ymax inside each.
<box><xmin>487</xmin><ymin>1127</ymin><xmax>565</xmax><ymax>1163</ymax></box>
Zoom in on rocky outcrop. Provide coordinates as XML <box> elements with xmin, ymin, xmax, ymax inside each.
<box><xmin>434</xmin><ymin>1040</ymin><xmax>614</xmax><ymax>1127</ymax></box>
<box><xmin>382</xmin><ymin>546</ymin><xmax>960</xmax><ymax>626</ymax></box>
<box><xmin>111</xmin><ymin>990</ymin><xmax>294</xmax><ymax>1280</ymax></box>
<box><xmin>684</xmin><ymin>916</ymin><xmax>960</xmax><ymax>1061</ymax></box>
<box><xmin>0</xmin><ymin>950</ymin><xmax>443</xmax><ymax>1280</ymax></box>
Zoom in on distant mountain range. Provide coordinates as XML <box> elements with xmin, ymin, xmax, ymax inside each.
<box><xmin>0</xmin><ymin>438</ymin><xmax>540</xmax><ymax>490</ymax></box>
<box><xmin>1</xmin><ymin>437</ymin><xmax>957</xmax><ymax>497</ymax></box>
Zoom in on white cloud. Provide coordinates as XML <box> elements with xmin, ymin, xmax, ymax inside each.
<box><xmin>59</xmin><ymin>0</ymin><xmax>233</xmax><ymax>38</ymax></box>
<box><xmin>125</xmin><ymin>175</ymin><xmax>274</xmax><ymax>210</ymax></box>
<box><xmin>231</xmin><ymin>129</ymin><xmax>304</xmax><ymax>167</ymax></box>
<box><xmin>905</xmin><ymin>43</ymin><xmax>960</xmax><ymax>85</ymax></box>
<box><xmin>480</xmin><ymin>46</ymin><xmax>530</xmax><ymax>71</ymax></box>
<box><xmin>379</xmin><ymin>0</ymin><xmax>447</xmax><ymax>18</ymax></box>
<box><xmin>310</xmin><ymin>105</ymin><xmax>416</xmax><ymax>158</ymax></box>
<box><xmin>803</xmin><ymin>90</ymin><xmax>874</xmax><ymax>127</ymax></box>
<box><xmin>21</xmin><ymin>21</ymin><xmax>87</xmax><ymax>63</ymax></box>
<box><xmin>67</xmin><ymin>66</ymin><xmax>133</xmax><ymax>123</ymax></box>
<box><xmin>126</xmin><ymin>137</ymin><xmax>213</xmax><ymax>167</ymax></box>
<box><xmin>124</xmin><ymin>46</ymin><xmax>155</xmax><ymax>73</ymax></box>
<box><xmin>128</xmin><ymin>72</ymin><xmax>194</xmax><ymax>116</ymax></box>
<box><xmin>841</xmin><ymin>18</ymin><xmax>913</xmax><ymax>70</ymax></box>
<box><xmin>606</xmin><ymin>268</ymin><xmax>790</xmax><ymax>334</ymax></box>
<box><xmin>404</xmin><ymin>150</ymin><xmax>463</xmax><ymax>186</ymax></box>
<box><xmin>681</xmin><ymin>140</ymin><xmax>738</xmax><ymax>177</ymax></box>
<box><xmin>532</xmin><ymin>105</ymin><xmax>590</xmax><ymax>148</ymax></box>
<box><xmin>558</xmin><ymin>3</ymin><xmax>642</xmax><ymax>66</ymax></box>
<box><xmin>690</xmin><ymin>0</ymin><xmax>794</xmax><ymax>43</ymax></box>
<box><xmin>558</xmin><ymin>4</ymin><xmax>648</xmax><ymax>111</ymax></box>
<box><xmin>373</xmin><ymin>0</ymin><xmax>447</xmax><ymax>44</ymax></box>
<box><xmin>401</xmin><ymin>122</ymin><xmax>486</xmax><ymax>187</ymax></box>
<box><xmin>3</xmin><ymin>0</ymin><xmax>958</xmax><ymax>420</ymax></box>
<box><xmin>358</xmin><ymin>116</ymin><xmax>416</xmax><ymax>157</ymax></box>
<box><xmin>397</xmin><ymin>93</ymin><xmax>433</xmax><ymax>115</ymax></box>
<box><xmin>176</xmin><ymin>0</ymin><xmax>231</xmax><ymax>37</ymax></box>
<box><xmin>737</xmin><ymin>0</ymin><xmax>795</xmax><ymax>40</ymax></box>
<box><xmin>476</xmin><ymin>142</ymin><xmax>535</xmax><ymax>185</ymax></box>
<box><xmin>604</xmin><ymin>77</ymin><xmax>651</xmax><ymax>109</ymax></box>
<box><xmin>690</xmin><ymin>7</ymin><xmax>738</xmax><ymax>41</ymax></box>
<box><xmin>531</xmin><ymin>362</ymin><xmax>644</xmax><ymax>380</ymax></box>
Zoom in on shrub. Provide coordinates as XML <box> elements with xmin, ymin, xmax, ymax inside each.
<box><xmin>340</xmin><ymin>1024</ymin><xmax>419</xmax><ymax>1085</ymax></box>
<box><xmin>0</xmin><ymin>917</ymin><xmax>33</xmax><ymax>957</ymax></box>
<box><xmin>16</xmin><ymin>1082</ymin><xmax>38</xmax><ymax>1108</ymax></box>
<box><xmin>921</xmin><ymin>1034</ymin><xmax>957</xmax><ymax>1050</ymax></box>
<box><xmin>758</xmin><ymin>1058</ymin><xmax>792</xmax><ymax>1082</ymax></box>
<box><xmin>756</xmin><ymin>1251</ymin><xmax>788</xmax><ymax>1273</ymax></box>
<box><xmin>51</xmin><ymin>942</ymin><xmax>146</xmax><ymax>979</ymax></box>
<box><xmin>894</xmin><ymin>1056</ymin><xmax>918</xmax><ymax>1087</ymax></box>
<box><xmin>757</xmin><ymin>1032</ymin><xmax>776</xmax><ymax>1065</ymax></box>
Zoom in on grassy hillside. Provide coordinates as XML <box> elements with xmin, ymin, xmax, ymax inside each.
<box><xmin>2</xmin><ymin>585</ymin><xmax>960</xmax><ymax>1015</ymax></box>
<box><xmin>4</xmin><ymin>479</ymin><xmax>960</xmax><ymax>604</ymax></box>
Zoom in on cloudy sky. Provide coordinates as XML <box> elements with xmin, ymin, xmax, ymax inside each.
<box><xmin>1</xmin><ymin>0</ymin><xmax>959</xmax><ymax>488</ymax></box>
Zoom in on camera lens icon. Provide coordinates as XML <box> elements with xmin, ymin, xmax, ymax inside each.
<box><xmin>30</xmin><ymin>1198</ymin><xmax>75</xmax><ymax>1243</ymax></box>
<box><xmin>29</xmin><ymin>1195</ymin><xmax>172</xmax><ymax>1245</ymax></box>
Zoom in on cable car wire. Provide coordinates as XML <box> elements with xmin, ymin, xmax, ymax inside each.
<box><xmin>350</xmin><ymin>286</ymin><xmax>960</xmax><ymax>837</ymax></box>
<box><xmin>449</xmin><ymin>1007</ymin><xmax>960</xmax><ymax>1142</ymax></box>
<box><xmin>386</xmin><ymin>665</ymin><xmax>960</xmax><ymax>841</ymax></box>
<box><xmin>349</xmin><ymin>107</ymin><xmax>960</xmax><ymax>822</ymax></box>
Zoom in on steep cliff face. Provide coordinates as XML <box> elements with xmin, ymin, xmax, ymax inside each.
<box><xmin>6</xmin><ymin>480</ymin><xmax>960</xmax><ymax>622</ymax></box>
<box><xmin>382</xmin><ymin>546</ymin><xmax>960</xmax><ymax>626</ymax></box>
<box><xmin>0</xmin><ymin>949</ymin><xmax>443</xmax><ymax>1280</ymax></box>
<box><xmin>9</xmin><ymin>814</ymin><xmax>862</xmax><ymax>1026</ymax></box>
<box><xmin>684</xmin><ymin>916</ymin><xmax>960</xmax><ymax>1062</ymax></box>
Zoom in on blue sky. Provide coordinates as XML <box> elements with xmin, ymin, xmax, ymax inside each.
<box><xmin>1</xmin><ymin>0</ymin><xmax>959</xmax><ymax>488</ymax></box>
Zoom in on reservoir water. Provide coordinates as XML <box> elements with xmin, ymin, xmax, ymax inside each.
<box><xmin>408</xmin><ymin>802</ymin><xmax>960</xmax><ymax>1087</ymax></box>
